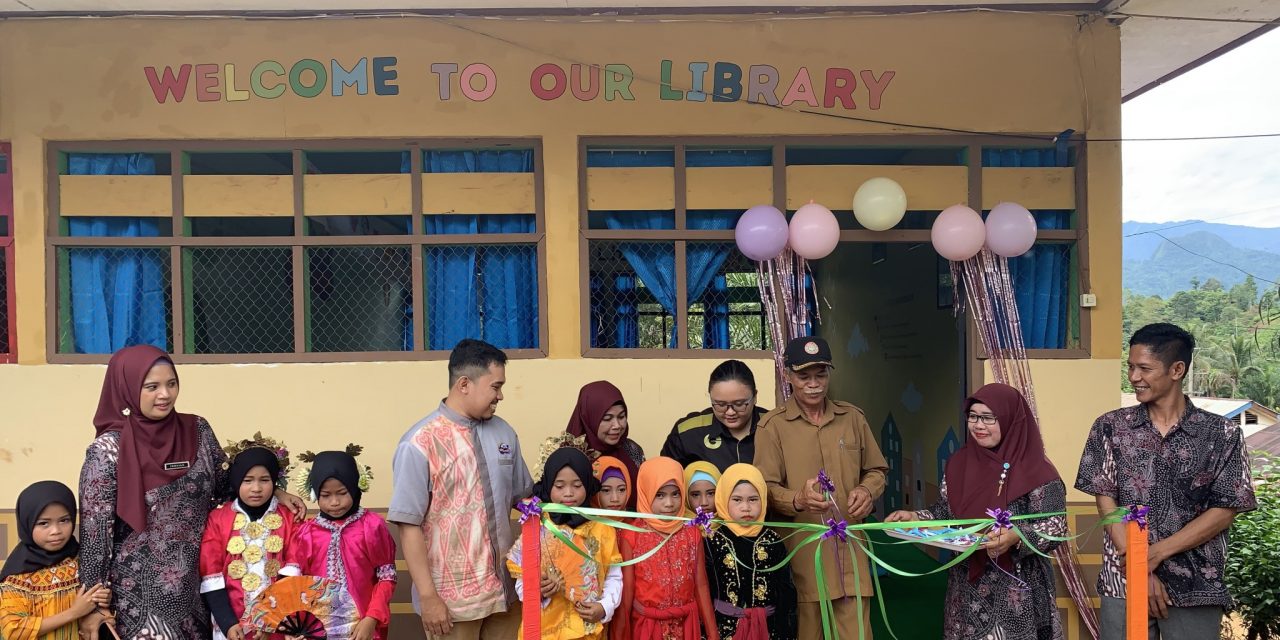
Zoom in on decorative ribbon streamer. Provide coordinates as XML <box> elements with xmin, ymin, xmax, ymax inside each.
<box><xmin>822</xmin><ymin>518</ymin><xmax>849</xmax><ymax>543</ymax></box>
<box><xmin>519</xmin><ymin>499</ymin><xmax>542</xmax><ymax>640</ymax></box>
<box><xmin>1124</xmin><ymin>504</ymin><xmax>1150</xmax><ymax>640</ymax></box>
<box><xmin>686</xmin><ymin>506</ymin><xmax>714</xmax><ymax>536</ymax></box>
<box><xmin>985</xmin><ymin>507</ymin><xmax>1014</xmax><ymax>530</ymax></box>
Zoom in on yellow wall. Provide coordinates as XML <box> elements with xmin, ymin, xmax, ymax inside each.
<box><xmin>0</xmin><ymin>12</ymin><xmax>1123</xmax><ymax>508</ymax></box>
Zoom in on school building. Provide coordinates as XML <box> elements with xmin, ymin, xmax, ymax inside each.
<box><xmin>0</xmin><ymin>2</ymin><xmax>1266</xmax><ymax>637</ymax></box>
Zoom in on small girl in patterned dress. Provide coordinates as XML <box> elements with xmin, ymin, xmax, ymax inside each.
<box><xmin>284</xmin><ymin>449</ymin><xmax>397</xmax><ymax>640</ymax></box>
<box><xmin>199</xmin><ymin>438</ymin><xmax>297</xmax><ymax>640</ymax></box>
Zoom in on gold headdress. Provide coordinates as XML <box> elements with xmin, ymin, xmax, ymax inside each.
<box><xmin>533</xmin><ymin>433</ymin><xmax>598</xmax><ymax>482</ymax></box>
<box><xmin>221</xmin><ymin>431</ymin><xmax>292</xmax><ymax>491</ymax></box>
<box><xmin>292</xmin><ymin>443</ymin><xmax>375</xmax><ymax>500</ymax></box>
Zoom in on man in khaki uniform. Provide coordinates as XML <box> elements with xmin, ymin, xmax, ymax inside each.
<box><xmin>753</xmin><ymin>336</ymin><xmax>890</xmax><ymax>640</ymax></box>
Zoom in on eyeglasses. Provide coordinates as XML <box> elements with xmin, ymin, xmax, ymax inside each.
<box><xmin>710</xmin><ymin>397</ymin><xmax>754</xmax><ymax>413</ymax></box>
<box><xmin>966</xmin><ymin>412</ymin><xmax>998</xmax><ymax>426</ymax></box>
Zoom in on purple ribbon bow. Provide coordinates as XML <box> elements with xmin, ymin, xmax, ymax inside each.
<box><xmin>985</xmin><ymin>507</ymin><xmax>1014</xmax><ymax>530</ymax></box>
<box><xmin>1123</xmin><ymin>504</ymin><xmax>1149</xmax><ymax>530</ymax></box>
<box><xmin>686</xmin><ymin>506</ymin><xmax>713</xmax><ymax>535</ymax></box>
<box><xmin>517</xmin><ymin>497</ymin><xmax>543</xmax><ymax>524</ymax></box>
<box><xmin>817</xmin><ymin>469</ymin><xmax>836</xmax><ymax>495</ymax></box>
<box><xmin>822</xmin><ymin>518</ymin><xmax>849</xmax><ymax>543</ymax></box>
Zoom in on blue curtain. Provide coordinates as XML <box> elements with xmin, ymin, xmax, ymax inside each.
<box><xmin>417</xmin><ymin>150</ymin><xmax>538</xmax><ymax>350</ymax></box>
<box><xmin>67</xmin><ymin>154</ymin><xmax>167</xmax><ymax>353</ymax></box>
<box><xmin>983</xmin><ymin>149</ymin><xmax>1071</xmax><ymax>349</ymax></box>
<box><xmin>603</xmin><ymin>212</ymin><xmax>677</xmax><ymax>348</ymax></box>
<box><xmin>687</xmin><ymin>211</ymin><xmax>738</xmax><ymax>349</ymax></box>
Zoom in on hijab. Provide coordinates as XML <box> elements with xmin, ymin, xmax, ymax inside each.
<box><xmin>565</xmin><ymin>381</ymin><xmax>636</xmax><ymax>481</ymax></box>
<box><xmin>682</xmin><ymin>461</ymin><xmax>722</xmax><ymax>516</ymax></box>
<box><xmin>591</xmin><ymin>455</ymin><xmax>632</xmax><ymax>510</ymax></box>
<box><xmin>230</xmin><ymin>447</ymin><xmax>281</xmax><ymax>521</ymax></box>
<box><xmin>308</xmin><ymin>451</ymin><xmax>362</xmax><ymax>521</ymax></box>
<box><xmin>715</xmin><ymin>464</ymin><xmax>768</xmax><ymax>538</ymax></box>
<box><xmin>944</xmin><ymin>383</ymin><xmax>1061</xmax><ymax>581</ymax></box>
<box><xmin>1</xmin><ymin>481</ymin><xmax>80</xmax><ymax>581</ymax></box>
<box><xmin>635</xmin><ymin>457</ymin><xmax>685</xmax><ymax>534</ymax></box>
<box><xmin>93</xmin><ymin>345</ymin><xmax>199</xmax><ymax>533</ymax></box>
<box><xmin>535</xmin><ymin>448</ymin><xmax>599</xmax><ymax>528</ymax></box>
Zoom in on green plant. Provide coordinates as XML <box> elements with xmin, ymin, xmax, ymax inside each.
<box><xmin>1227</xmin><ymin>452</ymin><xmax>1280</xmax><ymax>639</ymax></box>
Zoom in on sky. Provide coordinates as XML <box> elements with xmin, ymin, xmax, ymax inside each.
<box><xmin>1122</xmin><ymin>28</ymin><xmax>1280</xmax><ymax>228</ymax></box>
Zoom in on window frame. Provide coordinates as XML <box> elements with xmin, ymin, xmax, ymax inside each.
<box><xmin>1</xmin><ymin>142</ymin><xmax>15</xmax><ymax>363</ymax></box>
<box><xmin>579</xmin><ymin>135</ymin><xmax>1091</xmax><ymax>360</ymax></box>
<box><xmin>45</xmin><ymin>138</ymin><xmax>548</xmax><ymax>364</ymax></box>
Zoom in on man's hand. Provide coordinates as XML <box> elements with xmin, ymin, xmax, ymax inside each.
<box><xmin>1149</xmin><ymin>574</ymin><xmax>1173</xmax><ymax>619</ymax></box>
<box><xmin>884</xmin><ymin>510</ymin><xmax>915</xmax><ymax>523</ymax></box>
<box><xmin>846</xmin><ymin>486</ymin><xmax>874</xmax><ymax>520</ymax></box>
<box><xmin>794</xmin><ymin>478</ymin><xmax>833</xmax><ymax>514</ymax></box>
<box><xmin>1147</xmin><ymin>540</ymin><xmax>1172</xmax><ymax>569</ymax></box>
<box><xmin>419</xmin><ymin>591</ymin><xmax>453</xmax><ymax>637</ymax></box>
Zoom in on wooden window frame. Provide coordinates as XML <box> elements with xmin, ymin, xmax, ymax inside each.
<box><xmin>45</xmin><ymin>138</ymin><xmax>549</xmax><ymax>364</ymax></box>
<box><xmin>579</xmin><ymin>135</ymin><xmax>1092</xmax><ymax>360</ymax></box>
<box><xmin>1</xmin><ymin>142</ymin><xmax>14</xmax><ymax>363</ymax></box>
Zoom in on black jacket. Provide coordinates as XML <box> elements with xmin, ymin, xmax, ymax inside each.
<box><xmin>659</xmin><ymin>406</ymin><xmax>768</xmax><ymax>472</ymax></box>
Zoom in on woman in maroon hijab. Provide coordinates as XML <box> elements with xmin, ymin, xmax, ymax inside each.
<box><xmin>77</xmin><ymin>345</ymin><xmax>303</xmax><ymax>640</ymax></box>
<box><xmin>565</xmin><ymin>381</ymin><xmax>645</xmax><ymax>509</ymax></box>
<box><xmin>886</xmin><ymin>383</ymin><xmax>1067</xmax><ymax>640</ymax></box>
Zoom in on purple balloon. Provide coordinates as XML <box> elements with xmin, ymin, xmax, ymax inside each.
<box><xmin>735</xmin><ymin>205</ymin><xmax>789</xmax><ymax>261</ymax></box>
<box><xmin>931</xmin><ymin>204</ymin><xmax>985</xmax><ymax>261</ymax></box>
<box><xmin>985</xmin><ymin>202</ymin><xmax>1038</xmax><ymax>257</ymax></box>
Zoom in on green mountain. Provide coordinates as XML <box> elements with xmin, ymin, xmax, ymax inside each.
<box><xmin>1122</xmin><ymin>229</ymin><xmax>1280</xmax><ymax>299</ymax></box>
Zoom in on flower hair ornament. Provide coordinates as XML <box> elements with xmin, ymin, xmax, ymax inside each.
<box><xmin>533</xmin><ymin>433</ymin><xmax>598</xmax><ymax>482</ymax></box>
<box><xmin>293</xmin><ymin>443</ymin><xmax>374</xmax><ymax>501</ymax></box>
<box><xmin>221</xmin><ymin>431</ymin><xmax>293</xmax><ymax>491</ymax></box>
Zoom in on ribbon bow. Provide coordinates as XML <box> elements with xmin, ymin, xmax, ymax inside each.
<box><xmin>822</xmin><ymin>518</ymin><xmax>849</xmax><ymax>543</ymax></box>
<box><xmin>817</xmin><ymin>469</ymin><xmax>836</xmax><ymax>495</ymax></box>
<box><xmin>985</xmin><ymin>507</ymin><xmax>1014</xmax><ymax>530</ymax></box>
<box><xmin>1123</xmin><ymin>504</ymin><xmax>1149</xmax><ymax>530</ymax></box>
<box><xmin>686</xmin><ymin>506</ymin><xmax>713</xmax><ymax>535</ymax></box>
<box><xmin>517</xmin><ymin>497</ymin><xmax>543</xmax><ymax>524</ymax></box>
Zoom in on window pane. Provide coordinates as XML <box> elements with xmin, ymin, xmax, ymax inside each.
<box><xmin>588</xmin><ymin>241</ymin><xmax>675</xmax><ymax>349</ymax></box>
<box><xmin>56</xmin><ymin>247</ymin><xmax>172</xmax><ymax>354</ymax></box>
<box><xmin>786</xmin><ymin>146</ymin><xmax>965</xmax><ymax>166</ymax></box>
<box><xmin>1008</xmin><ymin>243</ymin><xmax>1074</xmax><ymax>349</ymax></box>
<box><xmin>307</xmin><ymin>246</ymin><xmax>412</xmax><ymax>352</ymax></box>
<box><xmin>187</xmin><ymin>217</ymin><xmax>293</xmax><ymax>237</ymax></box>
<box><xmin>187</xmin><ymin>152</ymin><xmax>292</xmax><ymax>175</ymax></box>
<box><xmin>305</xmin><ymin>151</ymin><xmax>405</xmax><ymax>174</ymax></box>
<box><xmin>423</xmin><ymin>214</ymin><xmax>535</xmax><ymax>234</ymax></box>
<box><xmin>586</xmin><ymin>148</ymin><xmax>673</xmax><ymax>168</ymax></box>
<box><xmin>309</xmin><ymin>216</ymin><xmax>411</xmax><ymax>236</ymax></box>
<box><xmin>687</xmin><ymin>244</ymin><xmax>769</xmax><ymax>350</ymax></box>
<box><xmin>186</xmin><ymin>247</ymin><xmax>293</xmax><ymax>353</ymax></box>
<box><xmin>424</xmin><ymin>244</ymin><xmax>539</xmax><ymax>350</ymax></box>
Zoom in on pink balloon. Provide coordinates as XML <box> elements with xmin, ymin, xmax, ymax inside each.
<box><xmin>735</xmin><ymin>205</ymin><xmax>790</xmax><ymax>261</ymax></box>
<box><xmin>931</xmin><ymin>205</ymin><xmax>985</xmax><ymax>261</ymax></box>
<box><xmin>789</xmin><ymin>202</ymin><xmax>840</xmax><ymax>260</ymax></box>
<box><xmin>985</xmin><ymin>202</ymin><xmax>1038</xmax><ymax>257</ymax></box>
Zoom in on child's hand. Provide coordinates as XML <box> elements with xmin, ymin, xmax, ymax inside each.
<box><xmin>574</xmin><ymin>600</ymin><xmax>606</xmax><ymax>623</ymax></box>
<box><xmin>71</xmin><ymin>584</ymin><xmax>106</xmax><ymax>618</ymax></box>
<box><xmin>351</xmin><ymin>616</ymin><xmax>378</xmax><ymax>640</ymax></box>
<box><xmin>539</xmin><ymin>573</ymin><xmax>558</xmax><ymax>599</ymax></box>
<box><xmin>226</xmin><ymin>624</ymin><xmax>246</xmax><ymax>640</ymax></box>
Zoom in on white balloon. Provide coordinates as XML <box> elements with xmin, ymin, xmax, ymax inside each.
<box><xmin>852</xmin><ymin>177</ymin><xmax>908</xmax><ymax>231</ymax></box>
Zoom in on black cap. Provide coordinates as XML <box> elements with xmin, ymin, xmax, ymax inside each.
<box><xmin>784</xmin><ymin>336</ymin><xmax>833</xmax><ymax>371</ymax></box>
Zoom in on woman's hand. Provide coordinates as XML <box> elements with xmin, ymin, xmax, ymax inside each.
<box><xmin>274</xmin><ymin>489</ymin><xmax>307</xmax><ymax>521</ymax></box>
<box><xmin>226</xmin><ymin>624</ymin><xmax>246</xmax><ymax>640</ymax></box>
<box><xmin>982</xmin><ymin>527</ymin><xmax>1021</xmax><ymax>558</ymax></box>
<box><xmin>574</xmin><ymin>600</ymin><xmax>606</xmax><ymax>623</ymax></box>
<box><xmin>539</xmin><ymin>573</ymin><xmax>559</xmax><ymax>599</ymax></box>
<box><xmin>352</xmin><ymin>616</ymin><xmax>378</xmax><ymax>640</ymax></box>
<box><xmin>884</xmin><ymin>510</ymin><xmax>916</xmax><ymax>523</ymax></box>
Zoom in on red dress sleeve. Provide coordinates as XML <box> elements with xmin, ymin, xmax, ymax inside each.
<box><xmin>282</xmin><ymin>522</ymin><xmax>315</xmax><ymax>577</ymax></box>
<box><xmin>363</xmin><ymin>516</ymin><xmax>398</xmax><ymax>626</ymax></box>
<box><xmin>200</xmin><ymin>503</ymin><xmax>232</xmax><ymax>592</ymax></box>
<box><xmin>694</xmin><ymin>537</ymin><xmax>719</xmax><ymax>640</ymax></box>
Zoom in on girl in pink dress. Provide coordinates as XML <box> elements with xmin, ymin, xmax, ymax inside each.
<box><xmin>284</xmin><ymin>450</ymin><xmax>396</xmax><ymax>640</ymax></box>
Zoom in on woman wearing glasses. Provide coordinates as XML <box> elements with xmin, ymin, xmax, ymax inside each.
<box><xmin>885</xmin><ymin>383</ymin><xmax>1068</xmax><ymax>640</ymax></box>
<box><xmin>660</xmin><ymin>360</ymin><xmax>770</xmax><ymax>473</ymax></box>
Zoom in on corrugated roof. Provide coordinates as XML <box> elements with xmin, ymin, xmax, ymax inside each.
<box><xmin>1121</xmin><ymin>393</ymin><xmax>1254</xmax><ymax>419</ymax></box>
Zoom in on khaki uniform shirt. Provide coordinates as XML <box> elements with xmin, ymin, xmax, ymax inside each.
<box><xmin>752</xmin><ymin>396</ymin><xmax>890</xmax><ymax>602</ymax></box>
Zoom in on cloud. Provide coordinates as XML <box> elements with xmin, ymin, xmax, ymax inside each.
<box><xmin>1123</xmin><ymin>29</ymin><xmax>1280</xmax><ymax>228</ymax></box>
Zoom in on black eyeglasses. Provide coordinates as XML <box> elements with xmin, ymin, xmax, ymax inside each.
<box><xmin>966</xmin><ymin>412</ymin><xmax>998</xmax><ymax>426</ymax></box>
<box><xmin>710</xmin><ymin>397</ymin><xmax>754</xmax><ymax>413</ymax></box>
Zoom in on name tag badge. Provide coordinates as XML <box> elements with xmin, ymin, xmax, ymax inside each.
<box><xmin>164</xmin><ymin>461</ymin><xmax>191</xmax><ymax>471</ymax></box>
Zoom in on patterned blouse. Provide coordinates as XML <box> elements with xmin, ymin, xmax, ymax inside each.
<box><xmin>0</xmin><ymin>557</ymin><xmax>82</xmax><ymax>640</ymax></box>
<box><xmin>78</xmin><ymin>417</ymin><xmax>229</xmax><ymax>640</ymax></box>
<box><xmin>915</xmin><ymin>478</ymin><xmax>1068</xmax><ymax>640</ymax></box>
<box><xmin>1074</xmin><ymin>399</ymin><xmax>1256</xmax><ymax>607</ymax></box>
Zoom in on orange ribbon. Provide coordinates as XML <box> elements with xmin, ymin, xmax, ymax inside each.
<box><xmin>1125</xmin><ymin>519</ymin><xmax>1148</xmax><ymax>640</ymax></box>
<box><xmin>522</xmin><ymin>516</ymin><xmax>541</xmax><ymax>639</ymax></box>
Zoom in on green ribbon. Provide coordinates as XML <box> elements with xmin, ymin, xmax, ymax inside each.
<box><xmin>526</xmin><ymin>502</ymin><xmax>1132</xmax><ymax>640</ymax></box>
